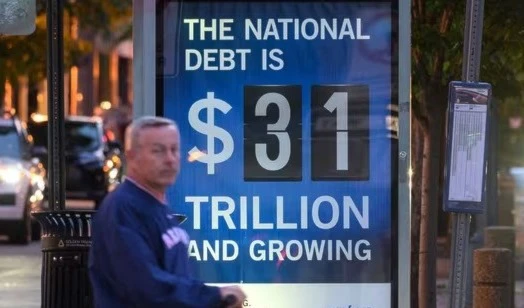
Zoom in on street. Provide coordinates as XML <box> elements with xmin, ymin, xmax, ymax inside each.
<box><xmin>0</xmin><ymin>241</ymin><xmax>40</xmax><ymax>308</ymax></box>
<box><xmin>0</xmin><ymin>200</ymin><xmax>93</xmax><ymax>308</ymax></box>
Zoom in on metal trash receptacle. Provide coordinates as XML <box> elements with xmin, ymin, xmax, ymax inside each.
<box><xmin>32</xmin><ymin>210</ymin><xmax>95</xmax><ymax>308</ymax></box>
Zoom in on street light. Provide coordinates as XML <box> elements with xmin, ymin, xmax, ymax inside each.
<box><xmin>30</xmin><ymin>1</ymin><xmax>95</xmax><ymax>307</ymax></box>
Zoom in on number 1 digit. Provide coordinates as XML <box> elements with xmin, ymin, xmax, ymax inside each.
<box><xmin>324</xmin><ymin>92</ymin><xmax>349</xmax><ymax>171</ymax></box>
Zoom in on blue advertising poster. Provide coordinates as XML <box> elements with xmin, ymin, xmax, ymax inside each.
<box><xmin>157</xmin><ymin>1</ymin><xmax>398</xmax><ymax>307</ymax></box>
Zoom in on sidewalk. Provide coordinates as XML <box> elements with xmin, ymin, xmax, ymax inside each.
<box><xmin>437</xmin><ymin>257</ymin><xmax>524</xmax><ymax>307</ymax></box>
<box><xmin>437</xmin><ymin>278</ymin><xmax>524</xmax><ymax>308</ymax></box>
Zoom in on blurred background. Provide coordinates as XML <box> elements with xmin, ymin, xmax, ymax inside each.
<box><xmin>0</xmin><ymin>0</ymin><xmax>133</xmax><ymax>146</ymax></box>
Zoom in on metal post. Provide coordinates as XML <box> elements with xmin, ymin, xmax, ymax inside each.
<box><xmin>450</xmin><ymin>0</ymin><xmax>486</xmax><ymax>308</ymax></box>
<box><xmin>449</xmin><ymin>213</ymin><xmax>472</xmax><ymax>308</ymax></box>
<box><xmin>31</xmin><ymin>1</ymin><xmax>95</xmax><ymax>307</ymax></box>
<box><xmin>133</xmin><ymin>0</ymin><xmax>156</xmax><ymax>117</ymax></box>
<box><xmin>46</xmin><ymin>0</ymin><xmax>66</xmax><ymax>212</ymax></box>
<box><xmin>461</xmin><ymin>0</ymin><xmax>485</xmax><ymax>83</ymax></box>
<box><xmin>398</xmin><ymin>0</ymin><xmax>412</xmax><ymax>307</ymax></box>
<box><xmin>449</xmin><ymin>0</ymin><xmax>486</xmax><ymax>307</ymax></box>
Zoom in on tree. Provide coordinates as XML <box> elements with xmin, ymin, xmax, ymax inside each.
<box><xmin>0</xmin><ymin>0</ymin><xmax>132</xmax><ymax>106</ymax></box>
<box><xmin>412</xmin><ymin>0</ymin><xmax>524</xmax><ymax>307</ymax></box>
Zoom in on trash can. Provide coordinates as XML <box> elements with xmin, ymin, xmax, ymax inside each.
<box><xmin>32</xmin><ymin>210</ymin><xmax>95</xmax><ymax>308</ymax></box>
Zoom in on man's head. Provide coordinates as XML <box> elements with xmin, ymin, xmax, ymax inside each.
<box><xmin>125</xmin><ymin>116</ymin><xmax>180</xmax><ymax>191</ymax></box>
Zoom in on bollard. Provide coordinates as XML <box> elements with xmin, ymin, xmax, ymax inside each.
<box><xmin>473</xmin><ymin>248</ymin><xmax>511</xmax><ymax>308</ymax></box>
<box><xmin>32</xmin><ymin>210</ymin><xmax>94</xmax><ymax>308</ymax></box>
<box><xmin>484</xmin><ymin>226</ymin><xmax>516</xmax><ymax>308</ymax></box>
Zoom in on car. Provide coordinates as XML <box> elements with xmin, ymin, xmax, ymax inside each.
<box><xmin>28</xmin><ymin>115</ymin><xmax>124</xmax><ymax>209</ymax></box>
<box><xmin>0</xmin><ymin>109</ymin><xmax>47</xmax><ymax>244</ymax></box>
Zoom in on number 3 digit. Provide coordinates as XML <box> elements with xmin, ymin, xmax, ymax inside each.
<box><xmin>254</xmin><ymin>92</ymin><xmax>291</xmax><ymax>171</ymax></box>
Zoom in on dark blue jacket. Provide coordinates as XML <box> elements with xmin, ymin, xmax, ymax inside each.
<box><xmin>88</xmin><ymin>180</ymin><xmax>222</xmax><ymax>308</ymax></box>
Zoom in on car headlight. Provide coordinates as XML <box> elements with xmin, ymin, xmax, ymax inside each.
<box><xmin>0</xmin><ymin>166</ymin><xmax>22</xmax><ymax>184</ymax></box>
<box><xmin>31</xmin><ymin>174</ymin><xmax>46</xmax><ymax>191</ymax></box>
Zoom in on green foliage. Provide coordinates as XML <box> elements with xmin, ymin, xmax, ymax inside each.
<box><xmin>64</xmin><ymin>0</ymin><xmax>132</xmax><ymax>39</ymax></box>
<box><xmin>412</xmin><ymin>4</ymin><xmax>524</xmax><ymax>304</ymax></box>
<box><xmin>413</xmin><ymin>0</ymin><xmax>524</xmax><ymax>116</ymax></box>
<box><xmin>0</xmin><ymin>0</ymin><xmax>132</xmax><ymax>85</ymax></box>
<box><xmin>412</xmin><ymin>0</ymin><xmax>524</xmax><ymax>166</ymax></box>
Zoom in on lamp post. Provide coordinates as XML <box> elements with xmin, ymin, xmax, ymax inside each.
<box><xmin>31</xmin><ymin>1</ymin><xmax>94</xmax><ymax>307</ymax></box>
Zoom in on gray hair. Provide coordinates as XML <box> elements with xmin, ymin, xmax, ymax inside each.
<box><xmin>124</xmin><ymin>116</ymin><xmax>178</xmax><ymax>151</ymax></box>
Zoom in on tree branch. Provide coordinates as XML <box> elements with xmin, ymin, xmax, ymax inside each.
<box><xmin>433</xmin><ymin>3</ymin><xmax>457</xmax><ymax>83</ymax></box>
<box><xmin>412</xmin><ymin>0</ymin><xmax>425</xmax><ymax>23</ymax></box>
<box><xmin>412</xmin><ymin>96</ymin><xmax>430</xmax><ymax>132</ymax></box>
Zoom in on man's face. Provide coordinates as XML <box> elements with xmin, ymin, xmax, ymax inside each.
<box><xmin>127</xmin><ymin>125</ymin><xmax>181</xmax><ymax>189</ymax></box>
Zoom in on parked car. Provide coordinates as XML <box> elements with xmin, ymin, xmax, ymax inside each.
<box><xmin>0</xmin><ymin>110</ymin><xmax>47</xmax><ymax>244</ymax></box>
<box><xmin>28</xmin><ymin>115</ymin><xmax>124</xmax><ymax>209</ymax></box>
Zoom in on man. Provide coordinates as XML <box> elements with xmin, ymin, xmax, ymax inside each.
<box><xmin>89</xmin><ymin>116</ymin><xmax>246</xmax><ymax>308</ymax></box>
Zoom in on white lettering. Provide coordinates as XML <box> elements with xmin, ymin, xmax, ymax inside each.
<box><xmin>355</xmin><ymin>239</ymin><xmax>371</xmax><ymax>260</ymax></box>
<box><xmin>186</xmin><ymin>195</ymin><xmax>369</xmax><ymax>230</ymax></box>
<box><xmin>268</xmin><ymin>49</ymin><xmax>284</xmax><ymax>71</ymax></box>
<box><xmin>244</xmin><ymin>18</ymin><xmax>371</xmax><ymax>40</ymax></box>
<box><xmin>250</xmin><ymin>240</ymin><xmax>265</xmax><ymax>261</ymax></box>
<box><xmin>286</xmin><ymin>240</ymin><xmax>303</xmax><ymax>261</ymax></box>
<box><xmin>203</xmin><ymin>240</ymin><xmax>220</xmax><ymax>261</ymax></box>
<box><xmin>245</xmin><ymin>18</ymin><xmax>262</xmax><ymax>40</ymax></box>
<box><xmin>304</xmin><ymin>240</ymin><xmax>324</xmax><ymax>260</ymax></box>
<box><xmin>219</xmin><ymin>19</ymin><xmax>234</xmax><ymax>40</ymax></box>
<box><xmin>188</xmin><ymin>240</ymin><xmax>239</xmax><ymax>261</ymax></box>
<box><xmin>240</xmin><ymin>196</ymin><xmax>248</xmax><ymax>229</ymax></box>
<box><xmin>344</xmin><ymin>196</ymin><xmax>369</xmax><ymax>229</ymax></box>
<box><xmin>339</xmin><ymin>19</ymin><xmax>355</xmax><ymax>39</ymax></box>
<box><xmin>276</xmin><ymin>196</ymin><xmax>297</xmax><ymax>229</ymax></box>
<box><xmin>185</xmin><ymin>49</ymin><xmax>202</xmax><ymax>71</ymax></box>
<box><xmin>183</xmin><ymin>19</ymin><xmax>198</xmax><ymax>40</ymax></box>
<box><xmin>300</xmin><ymin>196</ymin><xmax>308</xmax><ymax>229</ymax></box>
<box><xmin>312</xmin><ymin>196</ymin><xmax>339</xmax><ymax>229</ymax></box>
<box><xmin>185</xmin><ymin>196</ymin><xmax>208</xmax><ymax>229</ymax></box>
<box><xmin>249</xmin><ymin>240</ymin><xmax>372</xmax><ymax>261</ymax></box>
<box><xmin>212</xmin><ymin>196</ymin><xmax>235</xmax><ymax>229</ymax></box>
<box><xmin>269</xmin><ymin>240</ymin><xmax>285</xmax><ymax>261</ymax></box>
<box><xmin>223</xmin><ymin>240</ymin><xmax>239</xmax><ymax>261</ymax></box>
<box><xmin>188</xmin><ymin>240</ymin><xmax>200</xmax><ymax>260</ymax></box>
<box><xmin>301</xmin><ymin>18</ymin><xmax>319</xmax><ymax>40</ymax></box>
<box><xmin>356</xmin><ymin>18</ymin><xmax>370</xmax><ymax>39</ymax></box>
<box><xmin>185</xmin><ymin>49</ymin><xmax>251</xmax><ymax>71</ymax></box>
<box><xmin>253</xmin><ymin>196</ymin><xmax>273</xmax><ymax>229</ymax></box>
<box><xmin>183</xmin><ymin>19</ymin><xmax>235</xmax><ymax>41</ymax></box>
<box><xmin>263</xmin><ymin>19</ymin><xmax>279</xmax><ymax>40</ymax></box>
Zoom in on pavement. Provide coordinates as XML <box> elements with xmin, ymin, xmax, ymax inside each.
<box><xmin>0</xmin><ymin>200</ymin><xmax>94</xmax><ymax>308</ymax></box>
<box><xmin>0</xmin><ymin>241</ymin><xmax>41</xmax><ymax>308</ymax></box>
<box><xmin>436</xmin><ymin>279</ymin><xmax>524</xmax><ymax>308</ymax></box>
<box><xmin>436</xmin><ymin>240</ymin><xmax>524</xmax><ymax>307</ymax></box>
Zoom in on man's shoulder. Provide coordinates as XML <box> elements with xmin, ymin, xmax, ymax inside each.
<box><xmin>103</xmin><ymin>179</ymin><xmax>149</xmax><ymax>206</ymax></box>
<box><xmin>95</xmin><ymin>184</ymin><xmax>139</xmax><ymax>221</ymax></box>
<box><xmin>98</xmin><ymin>187</ymin><xmax>129</xmax><ymax>212</ymax></box>
<box><xmin>98</xmin><ymin>182</ymin><xmax>158</xmax><ymax>223</ymax></box>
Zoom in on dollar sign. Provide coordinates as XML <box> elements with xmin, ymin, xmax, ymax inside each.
<box><xmin>188</xmin><ymin>92</ymin><xmax>234</xmax><ymax>175</ymax></box>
